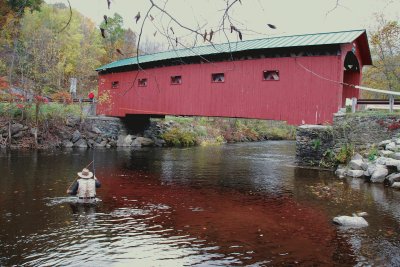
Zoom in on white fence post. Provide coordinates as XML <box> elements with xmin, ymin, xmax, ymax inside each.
<box><xmin>351</xmin><ymin>97</ymin><xmax>357</xmax><ymax>113</ymax></box>
<box><xmin>389</xmin><ymin>95</ymin><xmax>394</xmax><ymax>113</ymax></box>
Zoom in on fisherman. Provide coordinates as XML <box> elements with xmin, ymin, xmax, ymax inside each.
<box><xmin>67</xmin><ymin>168</ymin><xmax>101</xmax><ymax>203</ymax></box>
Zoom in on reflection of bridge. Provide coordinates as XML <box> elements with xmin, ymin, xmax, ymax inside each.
<box><xmin>96</xmin><ymin>30</ymin><xmax>371</xmax><ymax>125</ymax></box>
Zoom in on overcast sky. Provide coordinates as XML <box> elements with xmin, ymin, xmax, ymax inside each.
<box><xmin>45</xmin><ymin>0</ymin><xmax>399</xmax><ymax>50</ymax></box>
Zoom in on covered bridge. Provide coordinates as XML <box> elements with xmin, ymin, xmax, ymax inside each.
<box><xmin>96</xmin><ymin>29</ymin><xmax>371</xmax><ymax>125</ymax></box>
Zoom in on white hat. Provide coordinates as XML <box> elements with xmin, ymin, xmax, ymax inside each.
<box><xmin>78</xmin><ymin>168</ymin><xmax>93</xmax><ymax>179</ymax></box>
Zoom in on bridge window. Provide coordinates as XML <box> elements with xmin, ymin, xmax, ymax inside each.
<box><xmin>263</xmin><ymin>70</ymin><xmax>279</xmax><ymax>81</ymax></box>
<box><xmin>138</xmin><ymin>78</ymin><xmax>148</xmax><ymax>87</ymax></box>
<box><xmin>171</xmin><ymin>75</ymin><xmax>182</xmax><ymax>85</ymax></box>
<box><xmin>111</xmin><ymin>81</ymin><xmax>119</xmax><ymax>88</ymax></box>
<box><xmin>212</xmin><ymin>73</ymin><xmax>225</xmax><ymax>83</ymax></box>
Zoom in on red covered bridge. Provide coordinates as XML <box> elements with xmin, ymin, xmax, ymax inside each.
<box><xmin>96</xmin><ymin>29</ymin><xmax>371</xmax><ymax>125</ymax></box>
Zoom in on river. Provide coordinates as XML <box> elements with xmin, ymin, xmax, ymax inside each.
<box><xmin>1</xmin><ymin>141</ymin><xmax>400</xmax><ymax>266</ymax></box>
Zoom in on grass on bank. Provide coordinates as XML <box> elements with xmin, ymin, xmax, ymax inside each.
<box><xmin>0</xmin><ymin>102</ymin><xmax>85</xmax><ymax>123</ymax></box>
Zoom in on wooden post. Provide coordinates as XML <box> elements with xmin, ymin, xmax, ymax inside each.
<box><xmin>351</xmin><ymin>97</ymin><xmax>357</xmax><ymax>113</ymax></box>
<box><xmin>389</xmin><ymin>95</ymin><xmax>394</xmax><ymax>113</ymax></box>
<box><xmin>92</xmin><ymin>99</ymin><xmax>96</xmax><ymax>116</ymax></box>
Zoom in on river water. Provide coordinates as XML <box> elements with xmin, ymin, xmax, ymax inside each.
<box><xmin>1</xmin><ymin>141</ymin><xmax>400</xmax><ymax>266</ymax></box>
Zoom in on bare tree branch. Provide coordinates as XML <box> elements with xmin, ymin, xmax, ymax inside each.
<box><xmin>57</xmin><ymin>0</ymin><xmax>72</xmax><ymax>33</ymax></box>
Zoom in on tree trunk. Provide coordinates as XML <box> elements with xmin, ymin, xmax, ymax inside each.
<box><xmin>35</xmin><ymin>101</ymin><xmax>40</xmax><ymax>125</ymax></box>
<box><xmin>8</xmin><ymin>121</ymin><xmax>11</xmax><ymax>146</ymax></box>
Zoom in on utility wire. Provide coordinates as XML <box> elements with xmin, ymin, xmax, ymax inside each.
<box><xmin>295</xmin><ymin>59</ymin><xmax>400</xmax><ymax>97</ymax></box>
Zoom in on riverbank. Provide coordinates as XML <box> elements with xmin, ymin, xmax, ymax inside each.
<box><xmin>0</xmin><ymin>103</ymin><xmax>296</xmax><ymax>149</ymax></box>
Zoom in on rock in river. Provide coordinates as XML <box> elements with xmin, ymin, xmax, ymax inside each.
<box><xmin>333</xmin><ymin>215</ymin><xmax>368</xmax><ymax>228</ymax></box>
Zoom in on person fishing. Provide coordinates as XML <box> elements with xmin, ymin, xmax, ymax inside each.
<box><xmin>67</xmin><ymin>168</ymin><xmax>101</xmax><ymax>203</ymax></box>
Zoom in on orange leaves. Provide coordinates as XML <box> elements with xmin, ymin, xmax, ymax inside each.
<box><xmin>0</xmin><ymin>77</ymin><xmax>8</xmax><ymax>89</ymax></box>
<box><xmin>50</xmin><ymin>91</ymin><xmax>72</xmax><ymax>104</ymax></box>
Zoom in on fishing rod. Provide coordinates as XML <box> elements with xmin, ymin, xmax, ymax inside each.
<box><xmin>66</xmin><ymin>160</ymin><xmax>94</xmax><ymax>193</ymax></box>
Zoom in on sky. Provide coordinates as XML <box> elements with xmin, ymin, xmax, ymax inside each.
<box><xmin>45</xmin><ymin>0</ymin><xmax>400</xmax><ymax>50</ymax></box>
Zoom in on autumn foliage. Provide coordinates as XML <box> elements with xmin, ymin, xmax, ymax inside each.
<box><xmin>0</xmin><ymin>77</ymin><xmax>8</xmax><ymax>89</ymax></box>
<box><xmin>50</xmin><ymin>91</ymin><xmax>72</xmax><ymax>104</ymax></box>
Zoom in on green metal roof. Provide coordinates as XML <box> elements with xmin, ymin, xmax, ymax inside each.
<box><xmin>96</xmin><ymin>29</ymin><xmax>367</xmax><ymax>71</ymax></box>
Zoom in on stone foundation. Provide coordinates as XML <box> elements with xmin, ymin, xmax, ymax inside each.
<box><xmin>296</xmin><ymin>113</ymin><xmax>400</xmax><ymax>166</ymax></box>
<box><xmin>296</xmin><ymin>125</ymin><xmax>334</xmax><ymax>166</ymax></box>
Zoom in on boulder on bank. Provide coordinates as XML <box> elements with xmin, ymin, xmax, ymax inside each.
<box><xmin>10</xmin><ymin>123</ymin><xmax>24</xmax><ymax>135</ymax></box>
<box><xmin>132</xmin><ymin>137</ymin><xmax>154</xmax><ymax>147</ymax></box>
<box><xmin>333</xmin><ymin>215</ymin><xmax>368</xmax><ymax>228</ymax></box>
<box><xmin>117</xmin><ymin>134</ymin><xmax>133</xmax><ymax>147</ymax></box>
<box><xmin>386</xmin><ymin>173</ymin><xmax>400</xmax><ymax>185</ymax></box>
<box><xmin>335</xmin><ymin>168</ymin><xmax>346</xmax><ymax>178</ymax></box>
<box><xmin>91</xmin><ymin>126</ymin><xmax>102</xmax><ymax>134</ymax></box>
<box><xmin>349</xmin><ymin>159</ymin><xmax>367</xmax><ymax>171</ymax></box>
<box><xmin>370</xmin><ymin>165</ymin><xmax>388</xmax><ymax>183</ymax></box>
<box><xmin>66</xmin><ymin>116</ymin><xmax>80</xmax><ymax>127</ymax></box>
<box><xmin>386</xmin><ymin>142</ymin><xmax>397</xmax><ymax>151</ymax></box>
<box><xmin>96</xmin><ymin>140</ymin><xmax>108</xmax><ymax>147</ymax></box>
<box><xmin>62</xmin><ymin>140</ymin><xmax>73</xmax><ymax>148</ymax></box>
<box><xmin>347</xmin><ymin>170</ymin><xmax>364</xmax><ymax>178</ymax></box>
<box><xmin>378</xmin><ymin>140</ymin><xmax>391</xmax><ymax>148</ymax></box>
<box><xmin>352</xmin><ymin>153</ymin><xmax>363</xmax><ymax>161</ymax></box>
<box><xmin>379</xmin><ymin>150</ymin><xmax>394</xmax><ymax>157</ymax></box>
<box><xmin>73</xmin><ymin>139</ymin><xmax>87</xmax><ymax>148</ymax></box>
<box><xmin>71</xmin><ymin>130</ymin><xmax>81</xmax><ymax>143</ymax></box>
<box><xmin>392</xmin><ymin>182</ymin><xmax>400</xmax><ymax>189</ymax></box>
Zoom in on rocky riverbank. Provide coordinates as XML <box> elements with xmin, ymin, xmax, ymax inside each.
<box><xmin>0</xmin><ymin>115</ymin><xmax>296</xmax><ymax>150</ymax></box>
<box><xmin>335</xmin><ymin>138</ymin><xmax>400</xmax><ymax>189</ymax></box>
<box><xmin>1</xmin><ymin>116</ymin><xmax>167</xmax><ymax>149</ymax></box>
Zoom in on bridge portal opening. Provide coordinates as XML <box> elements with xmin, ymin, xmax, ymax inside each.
<box><xmin>342</xmin><ymin>51</ymin><xmax>361</xmax><ymax>106</ymax></box>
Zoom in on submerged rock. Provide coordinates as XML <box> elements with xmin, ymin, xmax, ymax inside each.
<box><xmin>333</xmin><ymin>215</ymin><xmax>368</xmax><ymax>228</ymax></box>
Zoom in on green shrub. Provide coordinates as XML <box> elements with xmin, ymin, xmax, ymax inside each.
<box><xmin>161</xmin><ymin>127</ymin><xmax>197</xmax><ymax>147</ymax></box>
<box><xmin>320</xmin><ymin>148</ymin><xmax>336</xmax><ymax>168</ymax></box>
<box><xmin>367</xmin><ymin>145</ymin><xmax>379</xmax><ymax>161</ymax></box>
<box><xmin>312</xmin><ymin>139</ymin><xmax>321</xmax><ymax>150</ymax></box>
<box><xmin>336</xmin><ymin>144</ymin><xmax>354</xmax><ymax>164</ymax></box>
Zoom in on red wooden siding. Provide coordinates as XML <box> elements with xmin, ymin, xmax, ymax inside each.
<box><xmin>98</xmin><ymin>54</ymin><xmax>346</xmax><ymax>125</ymax></box>
<box><xmin>340</xmin><ymin>41</ymin><xmax>365</xmax><ymax>106</ymax></box>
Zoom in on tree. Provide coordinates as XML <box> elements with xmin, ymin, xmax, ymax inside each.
<box><xmin>0</xmin><ymin>0</ymin><xmax>43</xmax><ymax>27</ymax></box>
<box><xmin>362</xmin><ymin>16</ymin><xmax>400</xmax><ymax>98</ymax></box>
<box><xmin>99</xmin><ymin>13</ymin><xmax>126</xmax><ymax>61</ymax></box>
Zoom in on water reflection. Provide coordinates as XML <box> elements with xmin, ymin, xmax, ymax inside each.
<box><xmin>0</xmin><ymin>142</ymin><xmax>399</xmax><ymax>265</ymax></box>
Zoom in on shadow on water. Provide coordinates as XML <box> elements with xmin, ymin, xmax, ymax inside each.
<box><xmin>0</xmin><ymin>142</ymin><xmax>400</xmax><ymax>265</ymax></box>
